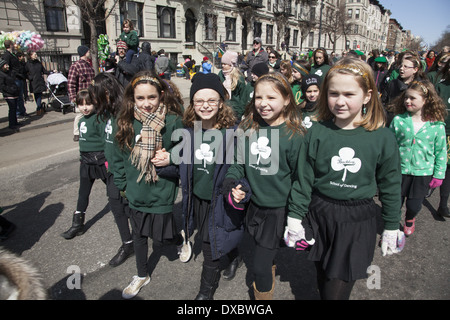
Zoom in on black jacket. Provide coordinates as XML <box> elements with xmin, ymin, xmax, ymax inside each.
<box><xmin>2</xmin><ymin>51</ymin><xmax>23</xmax><ymax>80</ymax></box>
<box><xmin>137</xmin><ymin>42</ymin><xmax>155</xmax><ymax>71</ymax></box>
<box><xmin>25</xmin><ymin>59</ymin><xmax>50</xmax><ymax>93</ymax></box>
<box><xmin>0</xmin><ymin>69</ymin><xmax>19</xmax><ymax>97</ymax></box>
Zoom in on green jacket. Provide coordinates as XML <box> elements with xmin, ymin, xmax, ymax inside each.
<box><xmin>119</xmin><ymin>30</ymin><xmax>139</xmax><ymax>52</ymax></box>
<box><xmin>112</xmin><ymin>114</ymin><xmax>183</xmax><ymax>214</ymax></box>
<box><xmin>288</xmin><ymin>120</ymin><xmax>402</xmax><ymax>230</ymax></box>
<box><xmin>390</xmin><ymin>112</ymin><xmax>447</xmax><ymax>179</ymax></box>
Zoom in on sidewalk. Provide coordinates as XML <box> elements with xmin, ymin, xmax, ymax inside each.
<box><xmin>0</xmin><ymin>75</ymin><xmax>192</xmax><ymax>137</ymax></box>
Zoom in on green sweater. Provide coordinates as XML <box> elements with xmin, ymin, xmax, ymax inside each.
<box><xmin>288</xmin><ymin>120</ymin><xmax>402</xmax><ymax>230</ymax></box>
<box><xmin>226</xmin><ymin>121</ymin><xmax>303</xmax><ymax>208</ymax></box>
<box><xmin>78</xmin><ymin>113</ymin><xmax>105</xmax><ymax>152</ymax></box>
<box><xmin>390</xmin><ymin>112</ymin><xmax>447</xmax><ymax>179</ymax></box>
<box><xmin>119</xmin><ymin>30</ymin><xmax>139</xmax><ymax>52</ymax></box>
<box><xmin>311</xmin><ymin>64</ymin><xmax>331</xmax><ymax>80</ymax></box>
<box><xmin>112</xmin><ymin>114</ymin><xmax>183</xmax><ymax>214</ymax></box>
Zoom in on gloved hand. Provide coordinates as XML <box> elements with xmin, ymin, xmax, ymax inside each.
<box><xmin>429</xmin><ymin>178</ymin><xmax>443</xmax><ymax>189</ymax></box>
<box><xmin>222</xmin><ymin>178</ymin><xmax>248</xmax><ymax>210</ymax></box>
<box><xmin>105</xmin><ymin>161</ymin><xmax>108</xmax><ymax>170</ymax></box>
<box><xmin>381</xmin><ymin>229</ymin><xmax>405</xmax><ymax>256</ymax></box>
<box><xmin>284</xmin><ymin>217</ymin><xmax>315</xmax><ymax>251</ymax></box>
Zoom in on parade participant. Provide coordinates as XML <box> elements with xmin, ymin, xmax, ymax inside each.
<box><xmin>310</xmin><ymin>48</ymin><xmax>331</xmax><ymax>80</ymax></box>
<box><xmin>218</xmin><ymin>50</ymin><xmax>248</xmax><ymax>122</ymax></box>
<box><xmin>373</xmin><ymin>56</ymin><xmax>389</xmax><ymax>93</ymax></box>
<box><xmin>287</xmin><ymin>58</ymin><xmax>405</xmax><ymax>300</ymax></box>
<box><xmin>427</xmin><ymin>52</ymin><xmax>449</xmax><ymax>85</ymax></box>
<box><xmin>291</xmin><ymin>60</ymin><xmax>311</xmax><ymax>106</ymax></box>
<box><xmin>225</xmin><ymin>72</ymin><xmax>306</xmax><ymax>300</ymax></box>
<box><xmin>112</xmin><ymin>71</ymin><xmax>184</xmax><ymax>299</ymax></box>
<box><xmin>0</xmin><ymin>59</ymin><xmax>20</xmax><ymax>130</ymax></box>
<box><xmin>61</xmin><ymin>90</ymin><xmax>107</xmax><ymax>239</ymax></box>
<box><xmin>434</xmin><ymin>59</ymin><xmax>450</xmax><ymax>218</ymax></box>
<box><xmin>155</xmin><ymin>73</ymin><xmax>251</xmax><ymax>299</ymax></box>
<box><xmin>390</xmin><ymin>79</ymin><xmax>447</xmax><ymax>236</ymax></box>
<box><xmin>119</xmin><ymin>19</ymin><xmax>139</xmax><ymax>64</ymax></box>
<box><xmin>88</xmin><ymin>73</ymin><xmax>134</xmax><ymax>267</ymax></box>
<box><xmin>299</xmin><ymin>74</ymin><xmax>321</xmax><ymax>129</ymax></box>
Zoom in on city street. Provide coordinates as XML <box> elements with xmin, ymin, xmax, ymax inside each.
<box><xmin>0</xmin><ymin>77</ymin><xmax>449</xmax><ymax>304</ymax></box>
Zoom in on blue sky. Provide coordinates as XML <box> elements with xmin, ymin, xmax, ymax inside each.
<box><xmin>378</xmin><ymin>0</ymin><xmax>449</xmax><ymax>46</ymax></box>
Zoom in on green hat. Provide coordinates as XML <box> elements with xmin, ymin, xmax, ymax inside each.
<box><xmin>355</xmin><ymin>50</ymin><xmax>364</xmax><ymax>56</ymax></box>
<box><xmin>374</xmin><ymin>56</ymin><xmax>388</xmax><ymax>63</ymax></box>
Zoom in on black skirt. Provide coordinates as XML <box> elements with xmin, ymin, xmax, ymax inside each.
<box><xmin>245</xmin><ymin>201</ymin><xmax>286</xmax><ymax>250</ymax></box>
<box><xmin>401</xmin><ymin>174</ymin><xmax>433</xmax><ymax>199</ymax></box>
<box><xmin>307</xmin><ymin>193</ymin><xmax>378</xmax><ymax>282</ymax></box>
<box><xmin>79</xmin><ymin>162</ymin><xmax>108</xmax><ymax>181</ymax></box>
<box><xmin>193</xmin><ymin>195</ymin><xmax>211</xmax><ymax>242</ymax></box>
<box><xmin>128</xmin><ymin>207</ymin><xmax>177</xmax><ymax>242</ymax></box>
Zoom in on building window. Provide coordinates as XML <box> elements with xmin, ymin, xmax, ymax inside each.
<box><xmin>347</xmin><ymin>9</ymin><xmax>352</xmax><ymax>18</ymax></box>
<box><xmin>293</xmin><ymin>29</ymin><xmax>298</xmax><ymax>47</ymax></box>
<box><xmin>254</xmin><ymin>22</ymin><xmax>262</xmax><ymax>38</ymax></box>
<box><xmin>205</xmin><ymin>14</ymin><xmax>217</xmax><ymax>40</ymax></box>
<box><xmin>355</xmin><ymin>9</ymin><xmax>360</xmax><ymax>19</ymax></box>
<box><xmin>267</xmin><ymin>0</ymin><xmax>272</xmax><ymax>12</ymax></box>
<box><xmin>185</xmin><ymin>9</ymin><xmax>196</xmax><ymax>43</ymax></box>
<box><xmin>225</xmin><ymin>17</ymin><xmax>236</xmax><ymax>42</ymax></box>
<box><xmin>266</xmin><ymin>24</ymin><xmax>273</xmax><ymax>45</ymax></box>
<box><xmin>157</xmin><ymin>6</ymin><xmax>176</xmax><ymax>38</ymax></box>
<box><xmin>120</xmin><ymin>1</ymin><xmax>144</xmax><ymax>37</ymax></box>
<box><xmin>44</xmin><ymin>0</ymin><xmax>67</xmax><ymax>32</ymax></box>
<box><xmin>308</xmin><ymin>32</ymin><xmax>314</xmax><ymax>48</ymax></box>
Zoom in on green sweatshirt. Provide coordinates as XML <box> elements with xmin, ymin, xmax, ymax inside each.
<box><xmin>119</xmin><ymin>30</ymin><xmax>139</xmax><ymax>52</ymax></box>
<box><xmin>288</xmin><ymin>120</ymin><xmax>402</xmax><ymax>230</ymax></box>
<box><xmin>78</xmin><ymin>113</ymin><xmax>105</xmax><ymax>152</ymax></box>
<box><xmin>390</xmin><ymin>112</ymin><xmax>447</xmax><ymax>179</ymax></box>
<box><xmin>112</xmin><ymin>114</ymin><xmax>183</xmax><ymax>214</ymax></box>
<box><xmin>226</xmin><ymin>121</ymin><xmax>303</xmax><ymax>208</ymax></box>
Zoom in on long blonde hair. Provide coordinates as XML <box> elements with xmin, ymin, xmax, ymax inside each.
<box><xmin>316</xmin><ymin>57</ymin><xmax>386</xmax><ymax>131</ymax></box>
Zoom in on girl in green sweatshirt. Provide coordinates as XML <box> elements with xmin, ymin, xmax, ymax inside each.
<box><xmin>112</xmin><ymin>71</ymin><xmax>184</xmax><ymax>299</ymax></box>
<box><xmin>287</xmin><ymin>58</ymin><xmax>405</xmax><ymax>300</ymax></box>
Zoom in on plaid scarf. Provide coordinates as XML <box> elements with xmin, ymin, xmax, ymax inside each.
<box><xmin>130</xmin><ymin>105</ymin><xmax>166</xmax><ymax>183</ymax></box>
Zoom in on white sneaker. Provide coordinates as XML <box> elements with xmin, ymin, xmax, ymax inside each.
<box><xmin>122</xmin><ymin>275</ymin><xmax>150</xmax><ymax>299</ymax></box>
<box><xmin>177</xmin><ymin>230</ymin><xmax>192</xmax><ymax>263</ymax></box>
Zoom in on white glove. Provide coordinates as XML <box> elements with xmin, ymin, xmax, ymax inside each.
<box><xmin>284</xmin><ymin>217</ymin><xmax>315</xmax><ymax>250</ymax></box>
<box><xmin>381</xmin><ymin>229</ymin><xmax>405</xmax><ymax>256</ymax></box>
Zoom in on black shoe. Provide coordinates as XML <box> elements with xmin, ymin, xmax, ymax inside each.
<box><xmin>195</xmin><ymin>265</ymin><xmax>221</xmax><ymax>300</ymax></box>
<box><xmin>437</xmin><ymin>207</ymin><xmax>450</xmax><ymax>218</ymax></box>
<box><xmin>109</xmin><ymin>242</ymin><xmax>134</xmax><ymax>267</ymax></box>
<box><xmin>61</xmin><ymin>212</ymin><xmax>85</xmax><ymax>239</ymax></box>
<box><xmin>0</xmin><ymin>222</ymin><xmax>16</xmax><ymax>241</ymax></box>
<box><xmin>73</xmin><ymin>135</ymin><xmax>79</xmax><ymax>142</ymax></box>
<box><xmin>222</xmin><ymin>255</ymin><xmax>243</xmax><ymax>281</ymax></box>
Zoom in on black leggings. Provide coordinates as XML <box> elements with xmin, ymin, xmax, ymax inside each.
<box><xmin>76</xmin><ymin>173</ymin><xmax>106</xmax><ymax>213</ymax></box>
<box><xmin>402</xmin><ymin>197</ymin><xmax>424</xmax><ymax>221</ymax></box>
<box><xmin>253</xmin><ymin>245</ymin><xmax>277</xmax><ymax>292</ymax></box>
<box><xmin>315</xmin><ymin>262</ymin><xmax>356</xmax><ymax>300</ymax></box>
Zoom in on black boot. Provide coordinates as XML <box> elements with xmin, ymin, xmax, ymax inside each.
<box><xmin>61</xmin><ymin>212</ymin><xmax>85</xmax><ymax>239</ymax></box>
<box><xmin>109</xmin><ymin>242</ymin><xmax>134</xmax><ymax>267</ymax></box>
<box><xmin>195</xmin><ymin>265</ymin><xmax>221</xmax><ymax>300</ymax></box>
<box><xmin>222</xmin><ymin>255</ymin><xmax>243</xmax><ymax>281</ymax></box>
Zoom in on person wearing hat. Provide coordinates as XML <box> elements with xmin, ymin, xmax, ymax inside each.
<box><xmin>373</xmin><ymin>56</ymin><xmax>389</xmax><ymax>93</ymax></box>
<box><xmin>0</xmin><ymin>58</ymin><xmax>20</xmax><ymax>130</ymax></box>
<box><xmin>68</xmin><ymin>45</ymin><xmax>95</xmax><ymax>141</ymax></box>
<box><xmin>291</xmin><ymin>59</ymin><xmax>311</xmax><ymax>106</ymax></box>
<box><xmin>218</xmin><ymin>50</ymin><xmax>248</xmax><ymax>122</ymax></box>
<box><xmin>136</xmin><ymin>41</ymin><xmax>155</xmax><ymax>72</ymax></box>
<box><xmin>299</xmin><ymin>74</ymin><xmax>321</xmax><ymax>128</ymax></box>
<box><xmin>201</xmin><ymin>56</ymin><xmax>212</xmax><ymax>74</ymax></box>
<box><xmin>240</xmin><ymin>37</ymin><xmax>269</xmax><ymax>83</ymax></box>
<box><xmin>114</xmin><ymin>40</ymin><xmax>139</xmax><ymax>87</ymax></box>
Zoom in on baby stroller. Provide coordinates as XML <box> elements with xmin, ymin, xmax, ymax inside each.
<box><xmin>45</xmin><ymin>73</ymin><xmax>75</xmax><ymax>114</ymax></box>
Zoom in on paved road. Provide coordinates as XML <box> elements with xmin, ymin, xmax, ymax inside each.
<box><xmin>0</xmin><ymin>77</ymin><xmax>449</xmax><ymax>305</ymax></box>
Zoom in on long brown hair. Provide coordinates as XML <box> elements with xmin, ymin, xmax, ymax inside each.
<box><xmin>316</xmin><ymin>57</ymin><xmax>386</xmax><ymax>131</ymax></box>
<box><xmin>116</xmin><ymin>71</ymin><xmax>183</xmax><ymax>151</ymax></box>
<box><xmin>239</xmin><ymin>72</ymin><xmax>306</xmax><ymax>138</ymax></box>
<box><xmin>393</xmin><ymin>79</ymin><xmax>447</xmax><ymax>122</ymax></box>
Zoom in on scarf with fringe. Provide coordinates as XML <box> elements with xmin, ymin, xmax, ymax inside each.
<box><xmin>130</xmin><ymin>104</ymin><xmax>166</xmax><ymax>183</ymax></box>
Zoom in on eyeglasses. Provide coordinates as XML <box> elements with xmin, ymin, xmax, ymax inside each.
<box><xmin>193</xmin><ymin>99</ymin><xmax>220</xmax><ymax>107</ymax></box>
<box><xmin>269</xmin><ymin>55</ymin><xmax>276</xmax><ymax>58</ymax></box>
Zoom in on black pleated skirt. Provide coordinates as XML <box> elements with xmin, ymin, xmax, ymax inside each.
<box><xmin>245</xmin><ymin>201</ymin><xmax>287</xmax><ymax>249</ymax></box>
<box><xmin>79</xmin><ymin>162</ymin><xmax>108</xmax><ymax>181</ymax></box>
<box><xmin>401</xmin><ymin>174</ymin><xmax>433</xmax><ymax>199</ymax></box>
<box><xmin>306</xmin><ymin>193</ymin><xmax>378</xmax><ymax>282</ymax></box>
<box><xmin>193</xmin><ymin>195</ymin><xmax>211</xmax><ymax>242</ymax></box>
<box><xmin>128</xmin><ymin>207</ymin><xmax>177</xmax><ymax>242</ymax></box>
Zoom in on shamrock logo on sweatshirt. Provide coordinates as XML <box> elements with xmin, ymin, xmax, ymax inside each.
<box><xmin>195</xmin><ymin>143</ymin><xmax>214</xmax><ymax>168</ymax></box>
<box><xmin>79</xmin><ymin>122</ymin><xmax>87</xmax><ymax>138</ymax></box>
<box><xmin>331</xmin><ymin>147</ymin><xmax>361</xmax><ymax>182</ymax></box>
<box><xmin>251</xmin><ymin>136</ymin><xmax>272</xmax><ymax>165</ymax></box>
<box><xmin>105</xmin><ymin>119</ymin><xmax>112</xmax><ymax>140</ymax></box>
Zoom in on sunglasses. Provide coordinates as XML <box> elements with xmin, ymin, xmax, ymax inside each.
<box><xmin>269</xmin><ymin>55</ymin><xmax>276</xmax><ymax>58</ymax></box>
<box><xmin>253</xmin><ymin>41</ymin><xmax>260</xmax><ymax>44</ymax></box>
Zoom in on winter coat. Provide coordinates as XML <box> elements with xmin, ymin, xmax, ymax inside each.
<box><xmin>157</xmin><ymin>127</ymin><xmax>252</xmax><ymax>260</ymax></box>
<box><xmin>241</xmin><ymin>48</ymin><xmax>269</xmax><ymax>82</ymax></box>
<box><xmin>2</xmin><ymin>50</ymin><xmax>23</xmax><ymax>80</ymax></box>
<box><xmin>0</xmin><ymin>69</ymin><xmax>19</xmax><ymax>97</ymax></box>
<box><xmin>202</xmin><ymin>61</ymin><xmax>212</xmax><ymax>74</ymax></box>
<box><xmin>218</xmin><ymin>70</ymin><xmax>251</xmax><ymax>120</ymax></box>
<box><xmin>137</xmin><ymin>42</ymin><xmax>155</xmax><ymax>71</ymax></box>
<box><xmin>25</xmin><ymin>59</ymin><xmax>49</xmax><ymax>93</ymax></box>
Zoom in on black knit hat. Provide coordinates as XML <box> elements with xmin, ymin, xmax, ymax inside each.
<box><xmin>77</xmin><ymin>45</ymin><xmax>90</xmax><ymax>57</ymax></box>
<box><xmin>190</xmin><ymin>73</ymin><xmax>225</xmax><ymax>100</ymax></box>
<box><xmin>301</xmin><ymin>74</ymin><xmax>322</xmax><ymax>94</ymax></box>
<box><xmin>252</xmin><ymin>62</ymin><xmax>269</xmax><ymax>77</ymax></box>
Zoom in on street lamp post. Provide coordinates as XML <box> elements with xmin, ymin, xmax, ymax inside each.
<box><xmin>318</xmin><ymin>0</ymin><xmax>324</xmax><ymax>48</ymax></box>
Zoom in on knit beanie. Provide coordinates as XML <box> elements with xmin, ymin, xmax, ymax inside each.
<box><xmin>190</xmin><ymin>73</ymin><xmax>226</xmax><ymax>100</ymax></box>
<box><xmin>77</xmin><ymin>45</ymin><xmax>89</xmax><ymax>57</ymax></box>
<box><xmin>221</xmin><ymin>51</ymin><xmax>238</xmax><ymax>66</ymax></box>
<box><xmin>252</xmin><ymin>62</ymin><xmax>269</xmax><ymax>77</ymax></box>
<box><xmin>301</xmin><ymin>74</ymin><xmax>321</xmax><ymax>94</ymax></box>
<box><xmin>116</xmin><ymin>40</ymin><xmax>128</xmax><ymax>50</ymax></box>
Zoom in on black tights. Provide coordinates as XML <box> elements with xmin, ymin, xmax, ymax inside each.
<box><xmin>402</xmin><ymin>197</ymin><xmax>424</xmax><ymax>221</ymax></box>
<box><xmin>315</xmin><ymin>262</ymin><xmax>356</xmax><ymax>300</ymax></box>
<box><xmin>253</xmin><ymin>245</ymin><xmax>277</xmax><ymax>292</ymax></box>
<box><xmin>76</xmin><ymin>172</ymin><xmax>106</xmax><ymax>212</ymax></box>
<box><xmin>201</xmin><ymin>242</ymin><xmax>239</xmax><ymax>268</ymax></box>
